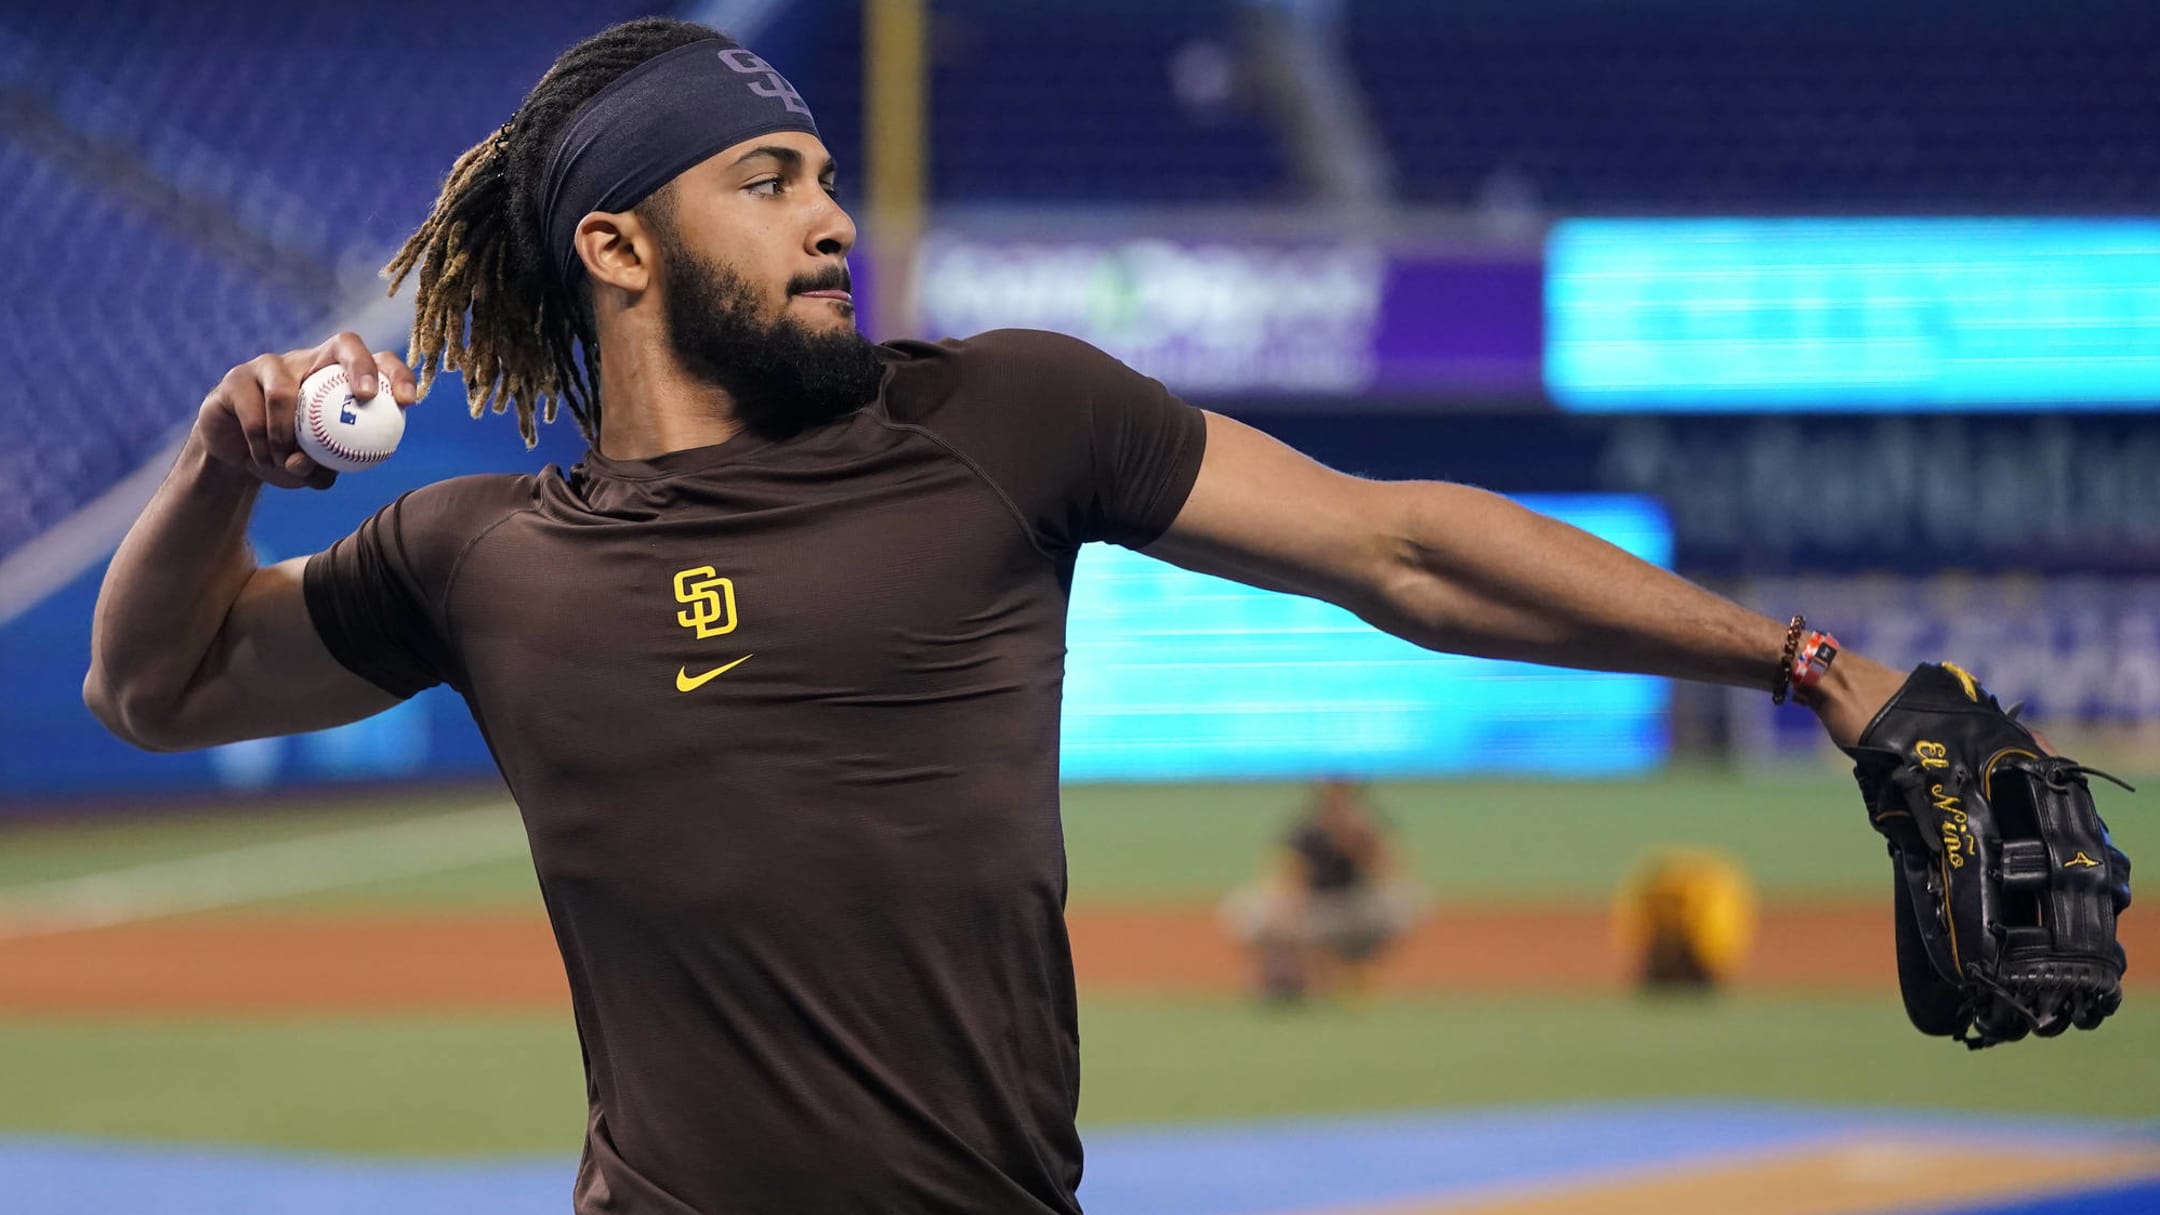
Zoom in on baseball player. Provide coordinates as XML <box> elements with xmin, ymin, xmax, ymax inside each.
<box><xmin>83</xmin><ymin>17</ymin><xmax>2129</xmax><ymax>1215</ymax></box>
<box><xmin>1224</xmin><ymin>779</ymin><xmax>1421</xmax><ymax>1002</ymax></box>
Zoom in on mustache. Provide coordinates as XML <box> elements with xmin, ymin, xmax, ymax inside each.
<box><xmin>787</xmin><ymin>265</ymin><xmax>853</xmax><ymax>296</ymax></box>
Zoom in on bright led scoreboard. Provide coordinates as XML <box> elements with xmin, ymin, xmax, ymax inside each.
<box><xmin>1546</xmin><ymin>219</ymin><xmax>2160</xmax><ymax>411</ymax></box>
<box><xmin>912</xmin><ymin>219</ymin><xmax>2160</xmax><ymax>413</ymax></box>
<box><xmin>1060</xmin><ymin>495</ymin><xmax>1673</xmax><ymax>781</ymax></box>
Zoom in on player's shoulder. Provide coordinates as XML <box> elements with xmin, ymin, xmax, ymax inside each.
<box><xmin>363</xmin><ymin>474</ymin><xmax>544</xmax><ymax>576</ymax></box>
<box><xmin>886</xmin><ymin>327</ymin><xmax>1114</xmax><ymax>370</ymax></box>
<box><xmin>880</xmin><ymin>328</ymin><xmax>1127</xmax><ymax>422</ymax></box>
<box><xmin>316</xmin><ymin>473</ymin><xmax>542</xmax><ymax>610</ymax></box>
<box><xmin>384</xmin><ymin>472</ymin><xmax>540</xmax><ymax>533</ymax></box>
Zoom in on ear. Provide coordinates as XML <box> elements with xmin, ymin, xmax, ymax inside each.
<box><xmin>574</xmin><ymin>210</ymin><xmax>653</xmax><ymax>295</ymax></box>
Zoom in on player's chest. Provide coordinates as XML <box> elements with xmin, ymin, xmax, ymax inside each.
<box><xmin>449</xmin><ymin>476</ymin><xmax>1067</xmax><ymax>715</ymax></box>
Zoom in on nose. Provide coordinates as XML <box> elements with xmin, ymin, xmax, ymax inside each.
<box><xmin>807</xmin><ymin>192</ymin><xmax>856</xmax><ymax>259</ymax></box>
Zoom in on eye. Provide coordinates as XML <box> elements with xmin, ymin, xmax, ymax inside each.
<box><xmin>821</xmin><ymin>180</ymin><xmax>840</xmax><ymax>199</ymax></box>
<box><xmin>746</xmin><ymin>177</ymin><xmax>784</xmax><ymax>197</ymax></box>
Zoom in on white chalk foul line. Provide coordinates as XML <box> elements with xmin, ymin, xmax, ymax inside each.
<box><xmin>0</xmin><ymin>804</ymin><xmax>527</xmax><ymax>942</ymax></box>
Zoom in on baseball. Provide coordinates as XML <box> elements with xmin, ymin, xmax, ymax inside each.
<box><xmin>296</xmin><ymin>363</ymin><xmax>404</xmax><ymax>472</ymax></box>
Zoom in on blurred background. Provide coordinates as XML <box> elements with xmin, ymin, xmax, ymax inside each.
<box><xmin>1</xmin><ymin>1</ymin><xmax>2156</xmax><ymax>1212</ymax></box>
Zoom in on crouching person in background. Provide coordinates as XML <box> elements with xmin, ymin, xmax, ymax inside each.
<box><xmin>1223</xmin><ymin>779</ymin><xmax>1424</xmax><ymax>1003</ymax></box>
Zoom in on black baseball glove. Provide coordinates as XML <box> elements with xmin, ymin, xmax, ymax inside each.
<box><xmin>1844</xmin><ymin>662</ymin><xmax>2133</xmax><ymax>1049</ymax></box>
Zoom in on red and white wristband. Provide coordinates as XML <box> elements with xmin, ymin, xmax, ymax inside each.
<box><xmin>1772</xmin><ymin>615</ymin><xmax>1839</xmax><ymax>706</ymax></box>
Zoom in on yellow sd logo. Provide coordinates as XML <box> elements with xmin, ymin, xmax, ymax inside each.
<box><xmin>673</xmin><ymin>566</ymin><xmax>739</xmax><ymax>638</ymax></box>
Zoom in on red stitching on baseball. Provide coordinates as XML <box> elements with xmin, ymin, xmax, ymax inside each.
<box><xmin>303</xmin><ymin>371</ymin><xmax>390</xmax><ymax>466</ymax></box>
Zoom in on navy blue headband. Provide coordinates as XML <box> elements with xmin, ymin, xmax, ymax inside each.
<box><xmin>539</xmin><ymin>38</ymin><xmax>820</xmax><ymax>291</ymax></box>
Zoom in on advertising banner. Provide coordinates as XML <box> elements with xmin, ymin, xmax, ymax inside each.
<box><xmin>915</xmin><ymin>233</ymin><xmax>1543</xmax><ymax>401</ymax></box>
<box><xmin>1064</xmin><ymin>495</ymin><xmax>1672</xmax><ymax>780</ymax></box>
<box><xmin>1548</xmin><ymin>218</ymin><xmax>2160</xmax><ymax>412</ymax></box>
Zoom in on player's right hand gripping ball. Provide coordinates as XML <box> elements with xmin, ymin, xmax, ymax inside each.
<box><xmin>1845</xmin><ymin>662</ymin><xmax>2134</xmax><ymax>1049</ymax></box>
<box><xmin>297</xmin><ymin>364</ymin><xmax>404</xmax><ymax>472</ymax></box>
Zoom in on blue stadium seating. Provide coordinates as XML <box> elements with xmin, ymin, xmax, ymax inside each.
<box><xmin>0</xmin><ymin>130</ymin><xmax>326</xmax><ymax>558</ymax></box>
<box><xmin>799</xmin><ymin>0</ymin><xmax>2159</xmax><ymax>210</ymax></box>
<box><xmin>1346</xmin><ymin>0</ymin><xmax>2160</xmax><ymax>210</ymax></box>
<box><xmin>0</xmin><ymin>0</ymin><xmax>659</xmax><ymax>261</ymax></box>
<box><xmin>919</xmin><ymin>0</ymin><xmax>1290</xmax><ymax>204</ymax></box>
<box><xmin>0</xmin><ymin>0</ymin><xmax>651</xmax><ymax>559</ymax></box>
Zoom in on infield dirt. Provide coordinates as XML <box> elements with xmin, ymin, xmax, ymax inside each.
<box><xmin>5</xmin><ymin>900</ymin><xmax>2148</xmax><ymax>1013</ymax></box>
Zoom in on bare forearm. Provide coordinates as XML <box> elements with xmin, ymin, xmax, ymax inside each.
<box><xmin>1153</xmin><ymin>413</ymin><xmax>1909</xmax><ymax>746</ymax></box>
<box><xmin>84</xmin><ymin>335</ymin><xmax>421</xmax><ymax>751</ymax></box>
<box><xmin>85</xmin><ymin>434</ymin><xmax>264</xmax><ymax>738</ymax></box>
<box><xmin>1376</xmin><ymin>482</ymin><xmax>1785</xmax><ymax>689</ymax></box>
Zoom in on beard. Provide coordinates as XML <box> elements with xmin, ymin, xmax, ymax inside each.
<box><xmin>658</xmin><ymin>241</ymin><xmax>888</xmax><ymax>441</ymax></box>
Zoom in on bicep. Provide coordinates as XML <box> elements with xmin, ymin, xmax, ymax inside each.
<box><xmin>1141</xmin><ymin>411</ymin><xmax>1413</xmax><ymax>613</ymax></box>
<box><xmin>164</xmin><ymin>556</ymin><xmax>406</xmax><ymax>747</ymax></box>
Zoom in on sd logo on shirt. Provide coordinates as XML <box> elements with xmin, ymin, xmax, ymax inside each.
<box><xmin>672</xmin><ymin>565</ymin><xmax>751</xmax><ymax>690</ymax></box>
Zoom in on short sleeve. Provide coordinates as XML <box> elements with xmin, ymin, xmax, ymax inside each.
<box><xmin>302</xmin><ymin>475</ymin><xmax>529</xmax><ymax>697</ymax></box>
<box><xmin>878</xmin><ymin>329</ymin><xmax>1208</xmax><ymax>551</ymax></box>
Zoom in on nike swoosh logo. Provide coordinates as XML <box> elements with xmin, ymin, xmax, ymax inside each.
<box><xmin>675</xmin><ymin>655</ymin><xmax>752</xmax><ymax>692</ymax></box>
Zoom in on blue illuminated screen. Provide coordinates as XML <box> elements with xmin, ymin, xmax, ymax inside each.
<box><xmin>1546</xmin><ymin>219</ymin><xmax>2160</xmax><ymax>411</ymax></box>
<box><xmin>1060</xmin><ymin>495</ymin><xmax>1672</xmax><ymax>781</ymax></box>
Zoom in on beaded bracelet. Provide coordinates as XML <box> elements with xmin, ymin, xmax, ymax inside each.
<box><xmin>1771</xmin><ymin>615</ymin><xmax>1807</xmax><ymax>705</ymax></box>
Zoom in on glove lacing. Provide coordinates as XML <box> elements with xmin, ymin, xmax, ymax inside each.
<box><xmin>1961</xmin><ymin>964</ymin><xmax>2043</xmax><ymax>1050</ymax></box>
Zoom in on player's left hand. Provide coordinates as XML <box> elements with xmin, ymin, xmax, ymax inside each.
<box><xmin>1843</xmin><ymin>661</ymin><xmax>2132</xmax><ymax>1048</ymax></box>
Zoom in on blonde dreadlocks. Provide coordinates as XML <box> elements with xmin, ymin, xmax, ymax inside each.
<box><xmin>383</xmin><ymin>17</ymin><xmax>724</xmax><ymax>446</ymax></box>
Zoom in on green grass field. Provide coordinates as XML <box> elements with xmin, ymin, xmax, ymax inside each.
<box><xmin>3</xmin><ymin>992</ymin><xmax>2153</xmax><ymax>1156</ymax></box>
<box><xmin>1</xmin><ymin>771</ymin><xmax>2152</xmax><ymax>1156</ymax></box>
<box><xmin>16</xmin><ymin>768</ymin><xmax>2115</xmax><ymax>909</ymax></box>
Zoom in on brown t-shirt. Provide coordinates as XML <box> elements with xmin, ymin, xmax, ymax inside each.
<box><xmin>302</xmin><ymin>330</ymin><xmax>1207</xmax><ymax>1214</ymax></box>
